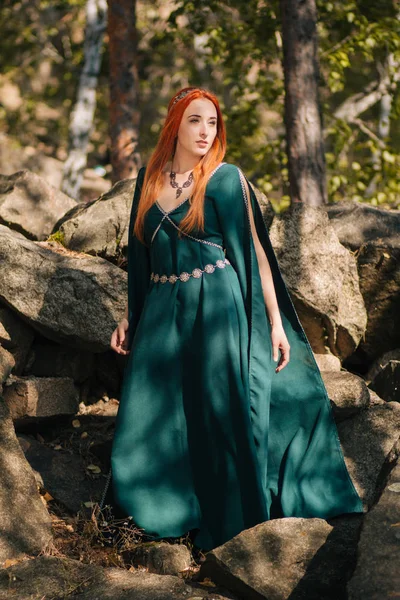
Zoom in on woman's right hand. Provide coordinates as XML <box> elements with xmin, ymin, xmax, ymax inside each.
<box><xmin>110</xmin><ymin>318</ymin><xmax>130</xmax><ymax>355</ymax></box>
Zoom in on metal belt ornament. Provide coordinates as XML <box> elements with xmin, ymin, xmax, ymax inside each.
<box><xmin>150</xmin><ymin>257</ymin><xmax>231</xmax><ymax>284</ymax></box>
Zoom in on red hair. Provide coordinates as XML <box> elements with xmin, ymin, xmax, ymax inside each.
<box><xmin>133</xmin><ymin>87</ymin><xmax>227</xmax><ymax>244</ymax></box>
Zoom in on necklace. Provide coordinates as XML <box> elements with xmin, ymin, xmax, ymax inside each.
<box><xmin>169</xmin><ymin>169</ymin><xmax>193</xmax><ymax>199</ymax></box>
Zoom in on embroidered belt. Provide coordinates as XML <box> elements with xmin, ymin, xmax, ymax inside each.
<box><xmin>150</xmin><ymin>257</ymin><xmax>231</xmax><ymax>284</ymax></box>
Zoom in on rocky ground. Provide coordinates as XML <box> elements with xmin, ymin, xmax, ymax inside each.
<box><xmin>0</xmin><ymin>168</ymin><xmax>399</xmax><ymax>599</ymax></box>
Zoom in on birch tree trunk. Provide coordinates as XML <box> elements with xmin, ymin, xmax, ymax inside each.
<box><xmin>61</xmin><ymin>0</ymin><xmax>107</xmax><ymax>200</ymax></box>
<box><xmin>280</xmin><ymin>0</ymin><xmax>327</xmax><ymax>206</ymax></box>
<box><xmin>107</xmin><ymin>0</ymin><xmax>141</xmax><ymax>184</ymax></box>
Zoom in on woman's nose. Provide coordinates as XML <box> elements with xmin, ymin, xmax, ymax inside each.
<box><xmin>199</xmin><ymin>123</ymin><xmax>209</xmax><ymax>137</ymax></box>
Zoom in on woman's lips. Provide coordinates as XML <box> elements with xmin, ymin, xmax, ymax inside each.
<box><xmin>197</xmin><ymin>141</ymin><xmax>208</xmax><ymax>146</ymax></box>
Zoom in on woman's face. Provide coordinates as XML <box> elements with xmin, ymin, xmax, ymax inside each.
<box><xmin>176</xmin><ymin>98</ymin><xmax>218</xmax><ymax>159</ymax></box>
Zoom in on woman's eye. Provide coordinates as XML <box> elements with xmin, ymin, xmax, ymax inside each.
<box><xmin>189</xmin><ymin>119</ymin><xmax>217</xmax><ymax>125</ymax></box>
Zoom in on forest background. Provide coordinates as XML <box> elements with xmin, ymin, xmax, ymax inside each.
<box><xmin>1</xmin><ymin>0</ymin><xmax>399</xmax><ymax>212</ymax></box>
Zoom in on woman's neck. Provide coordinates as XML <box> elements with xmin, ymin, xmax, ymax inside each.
<box><xmin>166</xmin><ymin>153</ymin><xmax>202</xmax><ymax>174</ymax></box>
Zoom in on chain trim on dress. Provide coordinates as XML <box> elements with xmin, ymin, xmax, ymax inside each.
<box><xmin>151</xmin><ymin>161</ymin><xmax>227</xmax><ymax>249</ymax></box>
<box><xmin>150</xmin><ymin>257</ymin><xmax>231</xmax><ymax>284</ymax></box>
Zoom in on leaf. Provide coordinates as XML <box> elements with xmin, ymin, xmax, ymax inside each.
<box><xmin>388</xmin><ymin>483</ymin><xmax>400</xmax><ymax>493</ymax></box>
<box><xmin>86</xmin><ymin>464</ymin><xmax>101</xmax><ymax>474</ymax></box>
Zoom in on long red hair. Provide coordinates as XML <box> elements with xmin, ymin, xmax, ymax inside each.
<box><xmin>133</xmin><ymin>87</ymin><xmax>227</xmax><ymax>244</ymax></box>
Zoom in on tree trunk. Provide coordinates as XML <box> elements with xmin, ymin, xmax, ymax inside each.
<box><xmin>61</xmin><ymin>0</ymin><xmax>107</xmax><ymax>201</ymax></box>
<box><xmin>280</xmin><ymin>0</ymin><xmax>327</xmax><ymax>206</ymax></box>
<box><xmin>107</xmin><ymin>0</ymin><xmax>141</xmax><ymax>184</ymax></box>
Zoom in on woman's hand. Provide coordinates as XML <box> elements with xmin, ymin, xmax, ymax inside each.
<box><xmin>270</xmin><ymin>324</ymin><xmax>290</xmax><ymax>373</ymax></box>
<box><xmin>110</xmin><ymin>318</ymin><xmax>130</xmax><ymax>355</ymax></box>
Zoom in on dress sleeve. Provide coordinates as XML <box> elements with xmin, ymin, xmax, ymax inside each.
<box><xmin>127</xmin><ymin>166</ymin><xmax>151</xmax><ymax>349</ymax></box>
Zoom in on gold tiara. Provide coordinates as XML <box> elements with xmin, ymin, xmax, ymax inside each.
<box><xmin>171</xmin><ymin>89</ymin><xmax>192</xmax><ymax>107</ymax></box>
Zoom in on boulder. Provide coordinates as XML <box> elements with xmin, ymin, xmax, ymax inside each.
<box><xmin>0</xmin><ymin>397</ymin><xmax>52</xmax><ymax>565</ymax></box>
<box><xmin>356</xmin><ymin>239</ymin><xmax>400</xmax><ymax>360</ymax></box>
<box><xmin>52</xmin><ymin>178</ymin><xmax>136</xmax><ymax>261</ymax></box>
<box><xmin>0</xmin><ymin>225</ymin><xmax>127</xmax><ymax>352</ymax></box>
<box><xmin>326</xmin><ymin>200</ymin><xmax>400</xmax><ymax>251</ymax></box>
<box><xmin>198</xmin><ymin>515</ymin><xmax>362</xmax><ymax>600</ymax></box>
<box><xmin>313</xmin><ymin>353</ymin><xmax>341</xmax><ymax>372</ymax></box>
<box><xmin>129</xmin><ymin>541</ymin><xmax>192</xmax><ymax>576</ymax></box>
<box><xmin>3</xmin><ymin>375</ymin><xmax>79</xmax><ymax>420</ymax></box>
<box><xmin>0</xmin><ymin>555</ymin><xmax>236</xmax><ymax>599</ymax></box>
<box><xmin>269</xmin><ymin>204</ymin><xmax>367</xmax><ymax>359</ymax></box>
<box><xmin>0</xmin><ymin>305</ymin><xmax>35</xmax><ymax>374</ymax></box>
<box><xmin>321</xmin><ymin>371</ymin><xmax>370</xmax><ymax>421</ymax></box>
<box><xmin>0</xmin><ymin>170</ymin><xmax>76</xmax><ymax>240</ymax></box>
<box><xmin>337</xmin><ymin>402</ymin><xmax>400</xmax><ymax>508</ymax></box>
<box><xmin>347</xmin><ymin>441</ymin><xmax>400</xmax><ymax>600</ymax></box>
<box><xmin>0</xmin><ymin>347</ymin><xmax>14</xmax><ymax>387</ymax></box>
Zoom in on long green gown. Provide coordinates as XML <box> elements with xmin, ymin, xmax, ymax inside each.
<box><xmin>106</xmin><ymin>161</ymin><xmax>364</xmax><ymax>552</ymax></box>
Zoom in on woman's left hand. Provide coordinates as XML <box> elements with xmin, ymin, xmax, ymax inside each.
<box><xmin>270</xmin><ymin>324</ymin><xmax>290</xmax><ymax>373</ymax></box>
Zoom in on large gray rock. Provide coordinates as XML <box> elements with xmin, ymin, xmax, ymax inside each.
<box><xmin>3</xmin><ymin>375</ymin><xmax>79</xmax><ymax>420</ymax></box>
<box><xmin>0</xmin><ymin>305</ymin><xmax>35</xmax><ymax>374</ymax></box>
<box><xmin>53</xmin><ymin>177</ymin><xmax>136</xmax><ymax>260</ymax></box>
<box><xmin>0</xmin><ymin>170</ymin><xmax>76</xmax><ymax>240</ymax></box>
<box><xmin>321</xmin><ymin>371</ymin><xmax>370</xmax><ymax>421</ymax></box>
<box><xmin>357</xmin><ymin>239</ymin><xmax>400</xmax><ymax>360</ymax></box>
<box><xmin>313</xmin><ymin>353</ymin><xmax>341</xmax><ymax>372</ymax></box>
<box><xmin>326</xmin><ymin>200</ymin><xmax>400</xmax><ymax>251</ymax></box>
<box><xmin>0</xmin><ymin>225</ymin><xmax>127</xmax><ymax>352</ymax></box>
<box><xmin>0</xmin><ymin>347</ymin><xmax>14</xmax><ymax>387</ymax></box>
<box><xmin>338</xmin><ymin>402</ymin><xmax>400</xmax><ymax>508</ymax></box>
<box><xmin>198</xmin><ymin>516</ymin><xmax>362</xmax><ymax>600</ymax></box>
<box><xmin>0</xmin><ymin>397</ymin><xmax>52</xmax><ymax>564</ymax></box>
<box><xmin>130</xmin><ymin>541</ymin><xmax>192</xmax><ymax>576</ymax></box>
<box><xmin>347</xmin><ymin>441</ymin><xmax>400</xmax><ymax>600</ymax></box>
<box><xmin>269</xmin><ymin>204</ymin><xmax>367</xmax><ymax>360</ymax></box>
<box><xmin>0</xmin><ymin>555</ymin><xmax>237</xmax><ymax>599</ymax></box>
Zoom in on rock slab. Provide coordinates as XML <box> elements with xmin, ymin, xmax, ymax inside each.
<box><xmin>269</xmin><ymin>204</ymin><xmax>367</xmax><ymax>359</ymax></box>
<box><xmin>347</xmin><ymin>442</ymin><xmax>400</xmax><ymax>600</ymax></box>
<box><xmin>4</xmin><ymin>375</ymin><xmax>79</xmax><ymax>419</ymax></box>
<box><xmin>199</xmin><ymin>516</ymin><xmax>362</xmax><ymax>600</ymax></box>
<box><xmin>0</xmin><ymin>169</ymin><xmax>76</xmax><ymax>240</ymax></box>
<box><xmin>0</xmin><ymin>224</ymin><xmax>127</xmax><ymax>352</ymax></box>
<box><xmin>0</xmin><ymin>398</ymin><xmax>52</xmax><ymax>565</ymax></box>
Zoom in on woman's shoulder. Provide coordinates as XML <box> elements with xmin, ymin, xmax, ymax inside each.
<box><xmin>215</xmin><ymin>162</ymin><xmax>241</xmax><ymax>176</ymax></box>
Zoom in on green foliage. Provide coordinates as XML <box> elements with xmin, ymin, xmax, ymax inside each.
<box><xmin>1</xmin><ymin>0</ymin><xmax>399</xmax><ymax>209</ymax></box>
<box><xmin>47</xmin><ymin>230</ymin><xmax>66</xmax><ymax>246</ymax></box>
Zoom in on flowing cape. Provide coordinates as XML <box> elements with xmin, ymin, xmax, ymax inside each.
<box><xmin>126</xmin><ymin>163</ymin><xmax>364</xmax><ymax>521</ymax></box>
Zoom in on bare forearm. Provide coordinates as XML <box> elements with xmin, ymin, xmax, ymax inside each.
<box><xmin>123</xmin><ymin>303</ymin><xmax>129</xmax><ymax>322</ymax></box>
<box><xmin>256</xmin><ymin>252</ymin><xmax>283</xmax><ymax>328</ymax></box>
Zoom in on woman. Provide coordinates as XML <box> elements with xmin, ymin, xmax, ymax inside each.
<box><xmin>103</xmin><ymin>86</ymin><xmax>363</xmax><ymax>552</ymax></box>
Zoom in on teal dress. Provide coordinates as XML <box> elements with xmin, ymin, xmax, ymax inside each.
<box><xmin>108</xmin><ymin>161</ymin><xmax>363</xmax><ymax>552</ymax></box>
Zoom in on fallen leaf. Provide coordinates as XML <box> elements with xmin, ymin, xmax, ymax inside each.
<box><xmin>86</xmin><ymin>464</ymin><xmax>101</xmax><ymax>474</ymax></box>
